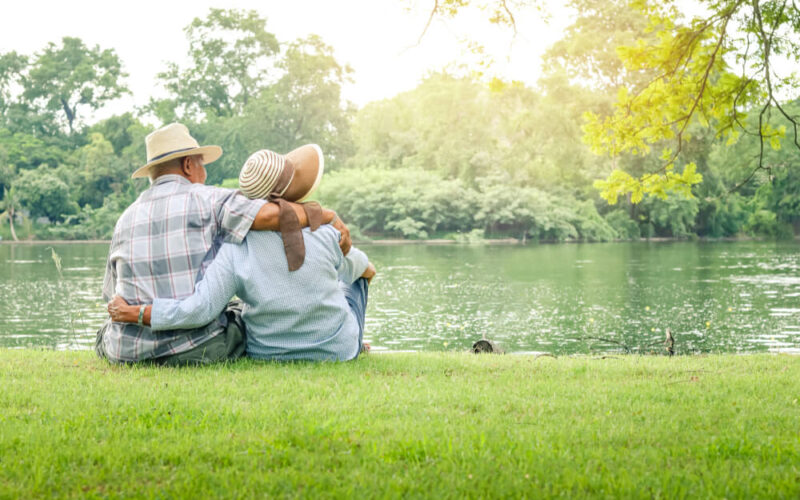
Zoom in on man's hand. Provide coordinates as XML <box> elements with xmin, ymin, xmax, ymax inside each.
<box><xmin>331</xmin><ymin>215</ymin><xmax>352</xmax><ymax>256</ymax></box>
<box><xmin>362</xmin><ymin>262</ymin><xmax>376</xmax><ymax>284</ymax></box>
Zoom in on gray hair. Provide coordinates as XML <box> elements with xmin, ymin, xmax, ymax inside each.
<box><xmin>148</xmin><ymin>155</ymin><xmax>203</xmax><ymax>182</ymax></box>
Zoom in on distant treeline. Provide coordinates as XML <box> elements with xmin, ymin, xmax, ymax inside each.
<box><xmin>1</xmin><ymin>7</ymin><xmax>799</xmax><ymax>242</ymax></box>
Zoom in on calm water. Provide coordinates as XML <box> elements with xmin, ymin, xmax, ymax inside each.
<box><xmin>2</xmin><ymin>241</ymin><xmax>800</xmax><ymax>355</ymax></box>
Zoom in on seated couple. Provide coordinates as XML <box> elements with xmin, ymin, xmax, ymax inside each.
<box><xmin>98</xmin><ymin>123</ymin><xmax>375</xmax><ymax>364</ymax></box>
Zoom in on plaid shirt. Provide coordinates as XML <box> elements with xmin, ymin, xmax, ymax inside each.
<box><xmin>100</xmin><ymin>175</ymin><xmax>265</xmax><ymax>362</ymax></box>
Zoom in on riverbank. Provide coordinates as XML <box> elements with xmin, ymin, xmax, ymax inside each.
<box><xmin>0</xmin><ymin>235</ymin><xmax>768</xmax><ymax>246</ymax></box>
<box><xmin>1</xmin><ymin>350</ymin><xmax>798</xmax><ymax>498</ymax></box>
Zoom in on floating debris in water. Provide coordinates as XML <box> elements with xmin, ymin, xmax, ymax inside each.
<box><xmin>665</xmin><ymin>328</ymin><xmax>675</xmax><ymax>356</ymax></box>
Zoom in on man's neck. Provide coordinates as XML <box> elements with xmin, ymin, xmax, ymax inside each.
<box><xmin>151</xmin><ymin>173</ymin><xmax>191</xmax><ymax>186</ymax></box>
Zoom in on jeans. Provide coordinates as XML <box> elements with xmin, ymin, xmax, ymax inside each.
<box><xmin>341</xmin><ymin>277</ymin><xmax>369</xmax><ymax>359</ymax></box>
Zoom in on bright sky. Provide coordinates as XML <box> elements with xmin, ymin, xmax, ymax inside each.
<box><xmin>0</xmin><ymin>0</ymin><xmax>571</xmax><ymax>122</ymax></box>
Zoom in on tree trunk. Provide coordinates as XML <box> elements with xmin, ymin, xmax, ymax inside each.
<box><xmin>7</xmin><ymin>207</ymin><xmax>18</xmax><ymax>241</ymax></box>
<box><xmin>61</xmin><ymin>98</ymin><xmax>75</xmax><ymax>134</ymax></box>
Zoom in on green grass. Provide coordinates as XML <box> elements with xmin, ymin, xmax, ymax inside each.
<box><xmin>1</xmin><ymin>350</ymin><xmax>799</xmax><ymax>498</ymax></box>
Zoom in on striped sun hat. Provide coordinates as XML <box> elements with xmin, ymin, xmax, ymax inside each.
<box><xmin>238</xmin><ymin>145</ymin><xmax>324</xmax><ymax>202</ymax></box>
<box><xmin>239</xmin><ymin>149</ymin><xmax>294</xmax><ymax>200</ymax></box>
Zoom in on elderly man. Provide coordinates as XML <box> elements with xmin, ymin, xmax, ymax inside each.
<box><xmin>96</xmin><ymin>123</ymin><xmax>350</xmax><ymax>365</ymax></box>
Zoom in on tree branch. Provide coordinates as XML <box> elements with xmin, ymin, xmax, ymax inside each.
<box><xmin>500</xmin><ymin>0</ymin><xmax>518</xmax><ymax>38</ymax></box>
<box><xmin>415</xmin><ymin>0</ymin><xmax>439</xmax><ymax>47</ymax></box>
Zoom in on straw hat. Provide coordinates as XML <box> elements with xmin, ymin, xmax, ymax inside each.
<box><xmin>131</xmin><ymin>123</ymin><xmax>222</xmax><ymax>179</ymax></box>
<box><xmin>238</xmin><ymin>144</ymin><xmax>324</xmax><ymax>202</ymax></box>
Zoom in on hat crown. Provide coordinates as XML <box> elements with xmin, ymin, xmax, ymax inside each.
<box><xmin>238</xmin><ymin>144</ymin><xmax>324</xmax><ymax>202</ymax></box>
<box><xmin>239</xmin><ymin>150</ymin><xmax>287</xmax><ymax>200</ymax></box>
<box><xmin>145</xmin><ymin>123</ymin><xmax>200</xmax><ymax>163</ymax></box>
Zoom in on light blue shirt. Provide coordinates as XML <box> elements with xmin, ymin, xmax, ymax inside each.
<box><xmin>150</xmin><ymin>225</ymin><xmax>370</xmax><ymax>361</ymax></box>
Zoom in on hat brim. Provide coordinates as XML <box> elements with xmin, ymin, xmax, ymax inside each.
<box><xmin>295</xmin><ymin>144</ymin><xmax>325</xmax><ymax>202</ymax></box>
<box><xmin>131</xmin><ymin>145</ymin><xmax>223</xmax><ymax>179</ymax></box>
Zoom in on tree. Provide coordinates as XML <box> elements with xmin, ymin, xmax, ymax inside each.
<box><xmin>352</xmin><ymin>74</ymin><xmax>497</xmax><ymax>181</ymax></box>
<box><xmin>241</xmin><ymin>36</ymin><xmax>354</xmax><ymax>163</ymax></box>
<box><xmin>541</xmin><ymin>0</ymin><xmax>651</xmax><ymax>95</ymax></box>
<box><xmin>407</xmin><ymin>0</ymin><xmax>534</xmax><ymax>43</ymax></box>
<box><xmin>411</xmin><ymin>0</ymin><xmax>800</xmax><ymax>203</ymax></box>
<box><xmin>581</xmin><ymin>1</ymin><xmax>797</xmax><ymax>203</ymax></box>
<box><xmin>68</xmin><ymin>133</ymin><xmax>130</xmax><ymax>208</ymax></box>
<box><xmin>13</xmin><ymin>167</ymin><xmax>77</xmax><ymax>222</ymax></box>
<box><xmin>22</xmin><ymin>37</ymin><xmax>128</xmax><ymax>134</ymax></box>
<box><xmin>191</xmin><ymin>35</ymin><xmax>354</xmax><ymax>184</ymax></box>
<box><xmin>153</xmin><ymin>8</ymin><xmax>280</xmax><ymax>120</ymax></box>
<box><xmin>0</xmin><ymin>186</ymin><xmax>19</xmax><ymax>241</ymax></box>
<box><xmin>0</xmin><ymin>51</ymin><xmax>27</xmax><ymax>120</ymax></box>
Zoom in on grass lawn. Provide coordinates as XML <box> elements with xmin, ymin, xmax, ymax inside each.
<box><xmin>1</xmin><ymin>350</ymin><xmax>799</xmax><ymax>498</ymax></box>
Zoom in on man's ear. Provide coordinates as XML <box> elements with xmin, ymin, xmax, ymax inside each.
<box><xmin>180</xmin><ymin>157</ymin><xmax>192</xmax><ymax>176</ymax></box>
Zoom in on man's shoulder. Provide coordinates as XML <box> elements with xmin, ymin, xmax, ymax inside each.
<box><xmin>113</xmin><ymin>197</ymin><xmax>143</xmax><ymax>230</ymax></box>
<box><xmin>188</xmin><ymin>183</ymin><xmax>237</xmax><ymax>199</ymax></box>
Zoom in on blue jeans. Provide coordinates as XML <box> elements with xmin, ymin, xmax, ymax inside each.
<box><xmin>341</xmin><ymin>278</ymin><xmax>369</xmax><ymax>359</ymax></box>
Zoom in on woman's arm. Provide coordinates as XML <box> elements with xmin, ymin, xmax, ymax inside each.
<box><xmin>107</xmin><ymin>245</ymin><xmax>240</xmax><ymax>331</ymax></box>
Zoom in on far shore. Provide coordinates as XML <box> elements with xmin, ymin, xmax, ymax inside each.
<box><xmin>0</xmin><ymin>235</ymin><xmax>785</xmax><ymax>246</ymax></box>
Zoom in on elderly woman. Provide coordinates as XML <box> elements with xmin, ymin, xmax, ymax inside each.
<box><xmin>108</xmin><ymin>145</ymin><xmax>375</xmax><ymax>361</ymax></box>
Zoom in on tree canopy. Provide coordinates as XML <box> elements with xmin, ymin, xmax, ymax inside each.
<box><xmin>411</xmin><ymin>0</ymin><xmax>800</xmax><ymax>203</ymax></box>
<box><xmin>22</xmin><ymin>37</ymin><xmax>128</xmax><ymax>134</ymax></box>
<box><xmin>1</xmin><ymin>5</ymin><xmax>799</xmax><ymax>243</ymax></box>
<box><xmin>151</xmin><ymin>8</ymin><xmax>280</xmax><ymax>121</ymax></box>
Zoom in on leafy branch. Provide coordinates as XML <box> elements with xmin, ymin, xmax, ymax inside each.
<box><xmin>585</xmin><ymin>0</ymin><xmax>800</xmax><ymax>204</ymax></box>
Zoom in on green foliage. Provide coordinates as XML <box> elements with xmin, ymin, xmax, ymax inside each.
<box><xmin>254</xmin><ymin>35</ymin><xmax>354</xmax><ymax>165</ymax></box>
<box><xmin>152</xmin><ymin>9</ymin><xmax>279</xmax><ymax>120</ymax></box>
<box><xmin>640</xmin><ymin>194</ymin><xmax>699</xmax><ymax>238</ymax></box>
<box><xmin>12</xmin><ymin>167</ymin><xmax>78</xmax><ymax>222</ymax></box>
<box><xmin>197</xmin><ymin>36</ymin><xmax>354</xmax><ymax>184</ymax></box>
<box><xmin>317</xmin><ymin>167</ymin><xmax>476</xmax><ymax>239</ymax></box>
<box><xmin>352</xmin><ymin>74</ymin><xmax>496</xmax><ymax>180</ymax></box>
<box><xmin>22</xmin><ymin>37</ymin><xmax>128</xmax><ymax>133</ymax></box>
<box><xmin>542</xmin><ymin>0</ymin><xmax>651</xmax><ymax>94</ymax></box>
<box><xmin>3</xmin><ymin>6</ymin><xmax>800</xmax><ymax>242</ymax></box>
<box><xmin>0</xmin><ymin>186</ymin><xmax>19</xmax><ymax>240</ymax></box>
<box><xmin>572</xmin><ymin>200</ymin><xmax>619</xmax><ymax>241</ymax></box>
<box><xmin>604</xmin><ymin>209</ymin><xmax>640</xmax><ymax>240</ymax></box>
<box><xmin>149</xmin><ymin>10</ymin><xmax>353</xmax><ymax>185</ymax></box>
<box><xmin>0</xmin><ymin>51</ymin><xmax>26</xmax><ymax>118</ymax></box>
<box><xmin>582</xmin><ymin>1</ymin><xmax>800</xmax><ymax>204</ymax></box>
<box><xmin>0</xmin><ymin>128</ymin><xmax>64</xmax><ymax>171</ymax></box>
<box><xmin>744</xmin><ymin>209</ymin><xmax>793</xmax><ymax>239</ymax></box>
<box><xmin>67</xmin><ymin>133</ymin><xmax>132</xmax><ymax>208</ymax></box>
<box><xmin>695</xmin><ymin>194</ymin><xmax>749</xmax><ymax>238</ymax></box>
<box><xmin>88</xmin><ymin>113</ymin><xmax>148</xmax><ymax>158</ymax></box>
<box><xmin>317</xmin><ymin>166</ymin><xmax>625</xmax><ymax>242</ymax></box>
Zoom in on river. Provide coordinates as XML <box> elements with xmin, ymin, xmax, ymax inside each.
<box><xmin>1</xmin><ymin>241</ymin><xmax>799</xmax><ymax>355</ymax></box>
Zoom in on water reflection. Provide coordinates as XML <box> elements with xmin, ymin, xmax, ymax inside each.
<box><xmin>1</xmin><ymin>241</ymin><xmax>800</xmax><ymax>354</ymax></box>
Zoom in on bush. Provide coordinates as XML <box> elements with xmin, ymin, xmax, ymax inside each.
<box><xmin>317</xmin><ymin>167</ymin><xmax>476</xmax><ymax>239</ymax></box>
<box><xmin>13</xmin><ymin>167</ymin><xmax>78</xmax><ymax>222</ymax></box>
<box><xmin>571</xmin><ymin>200</ymin><xmax>618</xmax><ymax>242</ymax></box>
<box><xmin>744</xmin><ymin>209</ymin><xmax>794</xmax><ymax>239</ymax></box>
<box><xmin>604</xmin><ymin>209</ymin><xmax>640</xmax><ymax>240</ymax></box>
